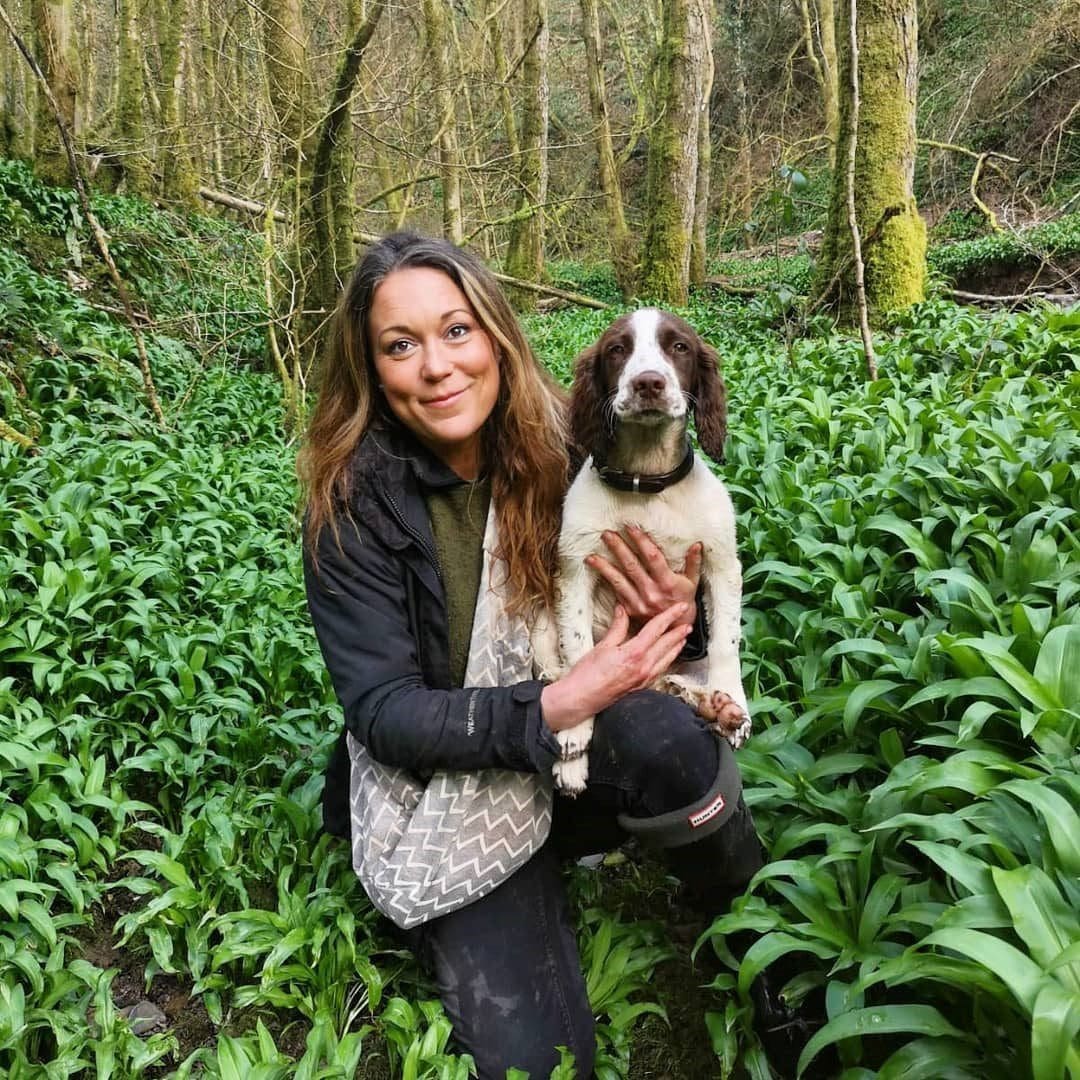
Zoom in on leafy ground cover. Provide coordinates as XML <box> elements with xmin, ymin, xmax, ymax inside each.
<box><xmin>2</xmin><ymin>167</ymin><xmax>1080</xmax><ymax>1078</ymax></box>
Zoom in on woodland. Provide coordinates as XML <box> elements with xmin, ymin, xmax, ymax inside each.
<box><xmin>1</xmin><ymin>0</ymin><xmax>1080</xmax><ymax>1075</ymax></box>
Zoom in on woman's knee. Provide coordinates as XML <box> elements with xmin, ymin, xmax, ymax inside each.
<box><xmin>591</xmin><ymin>689</ymin><xmax>721</xmax><ymax>814</ymax></box>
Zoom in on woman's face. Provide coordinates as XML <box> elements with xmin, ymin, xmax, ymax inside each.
<box><xmin>369</xmin><ymin>266</ymin><xmax>501</xmax><ymax>480</ymax></box>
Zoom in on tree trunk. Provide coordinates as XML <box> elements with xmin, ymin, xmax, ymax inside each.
<box><xmin>726</xmin><ymin>0</ymin><xmax>752</xmax><ymax>237</ymax></box>
<box><xmin>31</xmin><ymin>0</ymin><xmax>79</xmax><ymax>184</ymax></box>
<box><xmin>580</xmin><ymin>0</ymin><xmax>634</xmax><ymax>296</ymax></box>
<box><xmin>798</xmin><ymin>0</ymin><xmax>839</xmax><ymax>162</ymax></box>
<box><xmin>504</xmin><ymin>0</ymin><xmax>549</xmax><ymax>306</ymax></box>
<box><xmin>308</xmin><ymin>0</ymin><xmax>387</xmax><ymax>325</ymax></box>
<box><xmin>638</xmin><ymin>0</ymin><xmax>710</xmax><ymax>304</ymax></box>
<box><xmin>818</xmin><ymin>0</ymin><xmax>839</xmax><ymax>161</ymax></box>
<box><xmin>2</xmin><ymin>16</ymin><xmax>34</xmax><ymax>160</ymax></box>
<box><xmin>689</xmin><ymin>0</ymin><xmax>714</xmax><ymax>286</ymax></box>
<box><xmin>423</xmin><ymin>0</ymin><xmax>464</xmax><ymax>244</ymax></box>
<box><xmin>115</xmin><ymin>0</ymin><xmax>152</xmax><ymax>194</ymax></box>
<box><xmin>157</xmin><ymin>0</ymin><xmax>198</xmax><ymax>206</ymax></box>
<box><xmin>816</xmin><ymin>0</ymin><xmax>926</xmax><ymax>320</ymax></box>
<box><xmin>263</xmin><ymin>0</ymin><xmax>306</xmax><ymax>181</ymax></box>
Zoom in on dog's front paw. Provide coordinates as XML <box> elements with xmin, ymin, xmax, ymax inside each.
<box><xmin>556</xmin><ymin>717</ymin><xmax>594</xmax><ymax>760</ymax></box>
<box><xmin>553</xmin><ymin>753</ymin><xmax>590</xmax><ymax>795</ymax></box>
<box><xmin>698</xmin><ymin>690</ymin><xmax>752</xmax><ymax>749</ymax></box>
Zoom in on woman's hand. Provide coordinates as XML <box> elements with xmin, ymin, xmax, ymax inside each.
<box><xmin>540</xmin><ymin>603</ymin><xmax>691</xmax><ymax>733</ymax></box>
<box><xmin>585</xmin><ymin>526</ymin><xmax>702</xmax><ymax>632</ymax></box>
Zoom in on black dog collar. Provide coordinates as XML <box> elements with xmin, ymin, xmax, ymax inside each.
<box><xmin>593</xmin><ymin>443</ymin><xmax>695</xmax><ymax>494</ymax></box>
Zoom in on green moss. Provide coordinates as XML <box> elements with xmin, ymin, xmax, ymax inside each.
<box><xmin>815</xmin><ymin>0</ymin><xmax>926</xmax><ymax>322</ymax></box>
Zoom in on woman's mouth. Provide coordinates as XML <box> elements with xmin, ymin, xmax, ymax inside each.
<box><xmin>424</xmin><ymin>387</ymin><xmax>467</xmax><ymax>408</ymax></box>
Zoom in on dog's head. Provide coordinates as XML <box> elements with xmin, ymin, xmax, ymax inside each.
<box><xmin>568</xmin><ymin>308</ymin><xmax>728</xmax><ymax>467</ymax></box>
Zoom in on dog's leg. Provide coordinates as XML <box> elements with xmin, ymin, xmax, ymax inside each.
<box><xmin>531</xmin><ymin>603</ymin><xmax>562</xmax><ymax>682</ymax></box>
<box><xmin>550</xmin><ymin>558</ymin><xmax>597</xmax><ymax>795</ymax></box>
<box><xmin>695</xmin><ymin>552</ymin><xmax>752</xmax><ymax>748</ymax></box>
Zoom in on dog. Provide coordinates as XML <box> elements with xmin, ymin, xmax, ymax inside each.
<box><xmin>533</xmin><ymin>308</ymin><xmax>752</xmax><ymax>794</ymax></box>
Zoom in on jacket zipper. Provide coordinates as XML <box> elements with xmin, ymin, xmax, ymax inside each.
<box><xmin>380</xmin><ymin>481</ymin><xmax>444</xmax><ymax>586</ymax></box>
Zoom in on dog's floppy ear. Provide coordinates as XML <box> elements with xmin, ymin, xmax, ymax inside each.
<box><xmin>568</xmin><ymin>343</ymin><xmax>610</xmax><ymax>474</ymax></box>
<box><xmin>694</xmin><ymin>341</ymin><xmax>728</xmax><ymax>464</ymax></box>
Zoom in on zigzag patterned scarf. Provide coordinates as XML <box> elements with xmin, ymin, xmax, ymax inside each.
<box><xmin>346</xmin><ymin>507</ymin><xmax>553</xmax><ymax>929</ymax></box>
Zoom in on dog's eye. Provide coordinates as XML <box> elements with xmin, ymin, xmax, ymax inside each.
<box><xmin>607</xmin><ymin>343</ymin><xmax>624</xmax><ymax>356</ymax></box>
<box><xmin>672</xmin><ymin>341</ymin><xmax>689</xmax><ymax>353</ymax></box>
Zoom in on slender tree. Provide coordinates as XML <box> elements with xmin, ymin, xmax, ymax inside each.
<box><xmin>815</xmin><ymin>0</ymin><xmax>926</xmax><ymax>320</ymax></box>
<box><xmin>422</xmin><ymin>0</ymin><xmax>464</xmax><ymax>243</ymax></box>
<box><xmin>30</xmin><ymin>0</ymin><xmax>79</xmax><ymax>184</ymax></box>
<box><xmin>689</xmin><ymin>0</ymin><xmax>714</xmax><ymax>286</ymax></box>
<box><xmin>157</xmin><ymin>0</ymin><xmax>198</xmax><ymax>206</ymax></box>
<box><xmin>580</xmin><ymin>0</ymin><xmax>634</xmax><ymax>296</ymax></box>
<box><xmin>115</xmin><ymin>0</ymin><xmax>152</xmax><ymax>194</ymax></box>
<box><xmin>638</xmin><ymin>0</ymin><xmax>711</xmax><ymax>304</ymax></box>
<box><xmin>503</xmin><ymin>0</ymin><xmax>549</xmax><ymax>305</ymax></box>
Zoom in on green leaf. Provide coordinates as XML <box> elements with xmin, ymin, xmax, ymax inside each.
<box><xmin>1033</xmin><ymin>625</ymin><xmax>1080</xmax><ymax>710</ymax></box>
<box><xmin>991</xmin><ymin>865</ymin><xmax>1080</xmax><ymax>992</ymax></box>
<box><xmin>843</xmin><ymin>680</ymin><xmax>901</xmax><ymax>735</ymax></box>
<box><xmin>797</xmin><ymin>1004</ymin><xmax>964</xmax><ymax>1077</ymax></box>
<box><xmin>920</xmin><ymin>928</ymin><xmax>1048</xmax><ymax>1012</ymax></box>
<box><xmin>999</xmin><ymin>780</ymin><xmax>1080</xmax><ymax>875</ymax></box>
<box><xmin>1031</xmin><ymin>980</ymin><xmax>1080</xmax><ymax>1080</ymax></box>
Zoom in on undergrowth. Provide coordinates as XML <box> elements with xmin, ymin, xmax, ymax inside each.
<box><xmin>2</xmin><ymin>167</ymin><xmax>1079</xmax><ymax>1078</ymax></box>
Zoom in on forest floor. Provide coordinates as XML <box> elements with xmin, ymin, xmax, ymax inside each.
<box><xmin>2</xmin><ymin>160</ymin><xmax>1079</xmax><ymax>1079</ymax></box>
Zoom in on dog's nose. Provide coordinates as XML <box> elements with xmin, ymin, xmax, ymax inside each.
<box><xmin>631</xmin><ymin>370</ymin><xmax>667</xmax><ymax>398</ymax></box>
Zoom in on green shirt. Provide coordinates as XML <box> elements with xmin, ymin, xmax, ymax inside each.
<box><xmin>424</xmin><ymin>477</ymin><xmax>492</xmax><ymax>688</ymax></box>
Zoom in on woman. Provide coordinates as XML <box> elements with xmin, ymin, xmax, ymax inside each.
<box><xmin>300</xmin><ymin>232</ymin><xmax>812</xmax><ymax>1079</ymax></box>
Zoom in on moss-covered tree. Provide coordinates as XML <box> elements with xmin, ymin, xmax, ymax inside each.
<box><xmin>115</xmin><ymin>0</ymin><xmax>152</xmax><ymax>194</ymax></box>
<box><xmin>815</xmin><ymin>0</ymin><xmax>926</xmax><ymax>320</ymax></box>
<box><xmin>638</xmin><ymin>0</ymin><xmax>710</xmax><ymax>304</ymax></box>
<box><xmin>581</xmin><ymin>0</ymin><xmax>634</xmax><ymax>295</ymax></box>
<box><xmin>423</xmin><ymin>0</ymin><xmax>464</xmax><ymax>244</ymax></box>
<box><xmin>689</xmin><ymin>0</ymin><xmax>714</xmax><ymax>286</ymax></box>
<box><xmin>503</xmin><ymin>0</ymin><xmax>549</xmax><ymax>307</ymax></box>
<box><xmin>156</xmin><ymin>0</ymin><xmax>198</xmax><ymax>206</ymax></box>
<box><xmin>30</xmin><ymin>0</ymin><xmax>79</xmax><ymax>184</ymax></box>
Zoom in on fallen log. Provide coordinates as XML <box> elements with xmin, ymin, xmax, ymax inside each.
<box><xmin>197</xmin><ymin>187</ymin><xmax>608</xmax><ymax>310</ymax></box>
<box><xmin>949</xmin><ymin>288</ymin><xmax>1078</xmax><ymax>307</ymax></box>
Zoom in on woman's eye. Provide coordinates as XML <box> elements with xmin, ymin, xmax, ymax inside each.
<box><xmin>387</xmin><ymin>339</ymin><xmax>413</xmax><ymax>355</ymax></box>
<box><xmin>447</xmin><ymin>323</ymin><xmax>470</xmax><ymax>339</ymax></box>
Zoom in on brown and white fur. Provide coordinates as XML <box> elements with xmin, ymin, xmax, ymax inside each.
<box><xmin>533</xmin><ymin>308</ymin><xmax>751</xmax><ymax>794</ymax></box>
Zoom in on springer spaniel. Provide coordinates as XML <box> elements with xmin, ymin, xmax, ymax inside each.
<box><xmin>534</xmin><ymin>308</ymin><xmax>751</xmax><ymax>794</ymax></box>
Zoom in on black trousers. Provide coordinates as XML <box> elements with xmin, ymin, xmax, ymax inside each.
<box><xmin>407</xmin><ymin>691</ymin><xmax>766</xmax><ymax>1080</ymax></box>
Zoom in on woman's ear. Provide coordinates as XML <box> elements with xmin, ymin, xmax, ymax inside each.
<box><xmin>694</xmin><ymin>342</ymin><xmax>728</xmax><ymax>464</ymax></box>
<box><xmin>568</xmin><ymin>344</ymin><xmax>610</xmax><ymax>473</ymax></box>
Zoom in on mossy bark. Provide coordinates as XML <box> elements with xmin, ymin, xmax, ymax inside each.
<box><xmin>157</xmin><ymin>0</ymin><xmax>198</xmax><ymax>207</ymax></box>
<box><xmin>580</xmin><ymin>0</ymin><xmax>634</xmax><ymax>297</ymax></box>
<box><xmin>116</xmin><ymin>0</ymin><xmax>153</xmax><ymax>195</ymax></box>
<box><xmin>639</xmin><ymin>0</ymin><xmax>710</xmax><ymax>305</ymax></box>
<box><xmin>423</xmin><ymin>0</ymin><xmax>464</xmax><ymax>244</ymax></box>
<box><xmin>689</xmin><ymin>0</ymin><xmax>714</xmax><ymax>286</ymax></box>
<box><xmin>31</xmin><ymin>0</ymin><xmax>79</xmax><ymax>185</ymax></box>
<box><xmin>504</xmin><ymin>0</ymin><xmax>549</xmax><ymax>309</ymax></box>
<box><xmin>308</xmin><ymin>0</ymin><xmax>386</xmax><ymax>331</ymax></box>
<box><xmin>816</xmin><ymin>0</ymin><xmax>926</xmax><ymax>321</ymax></box>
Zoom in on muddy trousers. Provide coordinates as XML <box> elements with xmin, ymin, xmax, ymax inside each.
<box><xmin>407</xmin><ymin>690</ymin><xmax>766</xmax><ymax>1080</ymax></box>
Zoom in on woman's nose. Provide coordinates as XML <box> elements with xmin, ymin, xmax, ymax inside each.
<box><xmin>420</xmin><ymin>342</ymin><xmax>453</xmax><ymax>379</ymax></box>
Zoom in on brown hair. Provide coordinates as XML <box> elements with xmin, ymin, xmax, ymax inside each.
<box><xmin>297</xmin><ymin>232</ymin><xmax>569</xmax><ymax>615</ymax></box>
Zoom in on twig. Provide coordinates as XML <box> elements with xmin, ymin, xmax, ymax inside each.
<box><xmin>1</xmin><ymin>3</ymin><xmax>166</xmax><ymax>428</ymax></box>
<box><xmin>917</xmin><ymin>138</ymin><xmax>1019</xmax><ymax>231</ymax></box>
<box><xmin>844</xmin><ymin>0</ymin><xmax>876</xmax><ymax>381</ymax></box>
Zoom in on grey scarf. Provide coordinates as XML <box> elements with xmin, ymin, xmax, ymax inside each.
<box><xmin>347</xmin><ymin>508</ymin><xmax>553</xmax><ymax>929</ymax></box>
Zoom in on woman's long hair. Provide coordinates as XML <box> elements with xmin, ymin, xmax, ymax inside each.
<box><xmin>298</xmin><ymin>232</ymin><xmax>569</xmax><ymax>616</ymax></box>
